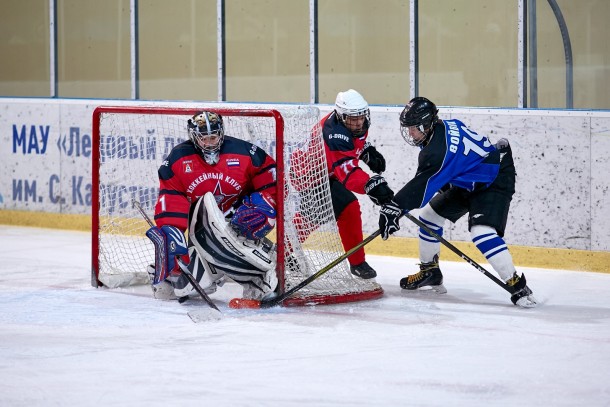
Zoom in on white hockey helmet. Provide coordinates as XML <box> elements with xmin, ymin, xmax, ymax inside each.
<box><xmin>335</xmin><ymin>89</ymin><xmax>370</xmax><ymax>136</ymax></box>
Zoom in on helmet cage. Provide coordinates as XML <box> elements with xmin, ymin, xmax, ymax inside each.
<box><xmin>400</xmin><ymin>125</ymin><xmax>428</xmax><ymax>146</ymax></box>
<box><xmin>399</xmin><ymin>97</ymin><xmax>438</xmax><ymax>146</ymax></box>
<box><xmin>188</xmin><ymin>112</ymin><xmax>225</xmax><ymax>163</ymax></box>
<box><xmin>338</xmin><ymin>108</ymin><xmax>371</xmax><ymax>137</ymax></box>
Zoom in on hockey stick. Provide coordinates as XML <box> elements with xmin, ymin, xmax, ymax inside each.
<box><xmin>403</xmin><ymin>212</ymin><xmax>512</xmax><ymax>293</ymax></box>
<box><xmin>132</xmin><ymin>200</ymin><xmax>221</xmax><ymax>312</ymax></box>
<box><xmin>229</xmin><ymin>229</ymin><xmax>382</xmax><ymax>309</ymax></box>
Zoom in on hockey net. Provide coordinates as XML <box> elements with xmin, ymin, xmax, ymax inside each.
<box><xmin>91</xmin><ymin>105</ymin><xmax>383</xmax><ymax>306</ymax></box>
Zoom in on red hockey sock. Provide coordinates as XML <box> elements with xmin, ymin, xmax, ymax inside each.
<box><xmin>337</xmin><ymin>200</ymin><xmax>365</xmax><ymax>265</ymax></box>
<box><xmin>293</xmin><ymin>212</ymin><xmax>316</xmax><ymax>243</ymax></box>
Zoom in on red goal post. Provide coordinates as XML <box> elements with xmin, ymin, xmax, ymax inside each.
<box><xmin>91</xmin><ymin>105</ymin><xmax>383</xmax><ymax>306</ymax></box>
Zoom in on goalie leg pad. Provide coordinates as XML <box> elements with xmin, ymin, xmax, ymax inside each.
<box><xmin>147</xmin><ymin>264</ymin><xmax>178</xmax><ymax>300</ymax></box>
<box><xmin>189</xmin><ymin>193</ymin><xmax>278</xmax><ymax>299</ymax></box>
<box><xmin>241</xmin><ymin>267</ymin><xmax>279</xmax><ymax>300</ymax></box>
<box><xmin>145</xmin><ymin>225</ymin><xmax>188</xmax><ymax>284</ymax></box>
<box><xmin>172</xmin><ymin>249</ymin><xmax>225</xmax><ymax>298</ymax></box>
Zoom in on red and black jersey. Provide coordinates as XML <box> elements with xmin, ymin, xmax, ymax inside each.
<box><xmin>320</xmin><ymin>111</ymin><xmax>370</xmax><ymax>194</ymax></box>
<box><xmin>154</xmin><ymin>136</ymin><xmax>277</xmax><ymax>231</ymax></box>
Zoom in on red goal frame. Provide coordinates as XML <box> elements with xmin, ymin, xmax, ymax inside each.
<box><xmin>90</xmin><ymin>105</ymin><xmax>383</xmax><ymax>307</ymax></box>
<box><xmin>91</xmin><ymin>106</ymin><xmax>287</xmax><ymax>292</ymax></box>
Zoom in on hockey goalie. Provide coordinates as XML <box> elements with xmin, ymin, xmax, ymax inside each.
<box><xmin>145</xmin><ymin>110</ymin><xmax>279</xmax><ymax>302</ymax></box>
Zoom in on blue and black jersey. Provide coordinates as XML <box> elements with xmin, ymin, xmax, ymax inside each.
<box><xmin>394</xmin><ymin>119</ymin><xmax>501</xmax><ymax>211</ymax></box>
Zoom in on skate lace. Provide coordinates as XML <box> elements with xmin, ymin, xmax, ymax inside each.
<box><xmin>408</xmin><ymin>262</ymin><xmax>438</xmax><ymax>284</ymax></box>
<box><xmin>407</xmin><ymin>270</ymin><xmax>426</xmax><ymax>284</ymax></box>
<box><xmin>506</xmin><ymin>274</ymin><xmax>520</xmax><ymax>287</ymax></box>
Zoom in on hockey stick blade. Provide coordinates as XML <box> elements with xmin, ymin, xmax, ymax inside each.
<box><xmin>187</xmin><ymin>308</ymin><xmax>223</xmax><ymax>323</ymax></box>
<box><xmin>176</xmin><ymin>258</ymin><xmax>221</xmax><ymax>312</ymax></box>
<box><xmin>228</xmin><ymin>230</ymin><xmax>382</xmax><ymax>309</ymax></box>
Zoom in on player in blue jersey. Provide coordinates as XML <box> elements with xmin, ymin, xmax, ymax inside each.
<box><xmin>377</xmin><ymin>97</ymin><xmax>537</xmax><ymax>307</ymax></box>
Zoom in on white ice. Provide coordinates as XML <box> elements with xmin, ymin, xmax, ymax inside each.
<box><xmin>0</xmin><ymin>225</ymin><xmax>609</xmax><ymax>407</ymax></box>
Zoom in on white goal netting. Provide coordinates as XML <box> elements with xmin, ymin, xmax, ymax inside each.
<box><xmin>92</xmin><ymin>105</ymin><xmax>382</xmax><ymax>306</ymax></box>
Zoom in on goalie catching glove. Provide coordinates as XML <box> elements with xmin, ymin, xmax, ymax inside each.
<box><xmin>145</xmin><ymin>224</ymin><xmax>188</xmax><ymax>284</ymax></box>
<box><xmin>364</xmin><ymin>175</ymin><xmax>394</xmax><ymax>206</ymax></box>
<box><xmin>230</xmin><ymin>191</ymin><xmax>277</xmax><ymax>241</ymax></box>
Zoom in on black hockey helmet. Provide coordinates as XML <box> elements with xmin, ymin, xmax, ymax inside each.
<box><xmin>188</xmin><ymin>111</ymin><xmax>225</xmax><ymax>164</ymax></box>
<box><xmin>399</xmin><ymin>97</ymin><xmax>439</xmax><ymax>146</ymax></box>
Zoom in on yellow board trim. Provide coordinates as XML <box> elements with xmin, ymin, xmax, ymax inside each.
<box><xmin>366</xmin><ymin>238</ymin><xmax>609</xmax><ymax>274</ymax></box>
<box><xmin>1</xmin><ymin>210</ymin><xmax>608</xmax><ymax>274</ymax></box>
<box><xmin>0</xmin><ymin>210</ymin><xmax>92</xmax><ymax>231</ymax></box>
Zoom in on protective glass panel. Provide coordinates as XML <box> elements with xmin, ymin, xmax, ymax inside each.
<box><xmin>57</xmin><ymin>0</ymin><xmax>130</xmax><ymax>98</ymax></box>
<box><xmin>418</xmin><ymin>0</ymin><xmax>518</xmax><ymax>107</ymax></box>
<box><xmin>0</xmin><ymin>0</ymin><xmax>50</xmax><ymax>96</ymax></box>
<box><xmin>533</xmin><ymin>0</ymin><xmax>610</xmax><ymax>109</ymax></box>
<box><xmin>225</xmin><ymin>0</ymin><xmax>309</xmax><ymax>103</ymax></box>
<box><xmin>139</xmin><ymin>0</ymin><xmax>217</xmax><ymax>100</ymax></box>
<box><xmin>318</xmin><ymin>0</ymin><xmax>410</xmax><ymax>105</ymax></box>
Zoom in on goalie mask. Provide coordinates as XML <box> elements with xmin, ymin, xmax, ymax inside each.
<box><xmin>188</xmin><ymin>111</ymin><xmax>225</xmax><ymax>165</ymax></box>
<box><xmin>399</xmin><ymin>97</ymin><xmax>439</xmax><ymax>147</ymax></box>
<box><xmin>335</xmin><ymin>89</ymin><xmax>371</xmax><ymax>137</ymax></box>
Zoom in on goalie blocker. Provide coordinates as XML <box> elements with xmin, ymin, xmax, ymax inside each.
<box><xmin>147</xmin><ymin>192</ymin><xmax>279</xmax><ymax>301</ymax></box>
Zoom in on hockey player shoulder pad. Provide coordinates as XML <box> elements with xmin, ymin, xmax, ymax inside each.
<box><xmin>145</xmin><ymin>224</ymin><xmax>188</xmax><ymax>284</ymax></box>
<box><xmin>230</xmin><ymin>191</ymin><xmax>277</xmax><ymax>241</ymax></box>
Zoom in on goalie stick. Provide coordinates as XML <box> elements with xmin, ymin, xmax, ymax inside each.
<box><xmin>229</xmin><ymin>229</ymin><xmax>382</xmax><ymax>309</ymax></box>
<box><xmin>403</xmin><ymin>212</ymin><xmax>513</xmax><ymax>293</ymax></box>
<box><xmin>132</xmin><ymin>200</ymin><xmax>221</xmax><ymax>312</ymax></box>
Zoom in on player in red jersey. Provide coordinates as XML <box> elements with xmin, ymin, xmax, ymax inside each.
<box><xmin>292</xmin><ymin>90</ymin><xmax>394</xmax><ymax>279</ymax></box>
<box><xmin>147</xmin><ymin>111</ymin><xmax>279</xmax><ymax>302</ymax></box>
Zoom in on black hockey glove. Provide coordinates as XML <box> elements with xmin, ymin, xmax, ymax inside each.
<box><xmin>379</xmin><ymin>201</ymin><xmax>402</xmax><ymax>240</ymax></box>
<box><xmin>364</xmin><ymin>175</ymin><xmax>394</xmax><ymax>206</ymax></box>
<box><xmin>360</xmin><ymin>144</ymin><xmax>386</xmax><ymax>174</ymax></box>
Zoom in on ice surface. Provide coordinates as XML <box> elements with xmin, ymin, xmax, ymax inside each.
<box><xmin>0</xmin><ymin>225</ymin><xmax>609</xmax><ymax>406</ymax></box>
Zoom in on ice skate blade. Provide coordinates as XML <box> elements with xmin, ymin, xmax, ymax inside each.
<box><xmin>402</xmin><ymin>284</ymin><xmax>447</xmax><ymax>294</ymax></box>
<box><xmin>515</xmin><ymin>295</ymin><xmax>538</xmax><ymax>308</ymax></box>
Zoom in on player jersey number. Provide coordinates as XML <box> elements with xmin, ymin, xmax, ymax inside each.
<box><xmin>460</xmin><ymin>126</ymin><xmax>491</xmax><ymax>158</ymax></box>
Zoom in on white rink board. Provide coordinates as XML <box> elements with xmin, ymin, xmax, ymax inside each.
<box><xmin>0</xmin><ymin>98</ymin><xmax>609</xmax><ymax>251</ymax></box>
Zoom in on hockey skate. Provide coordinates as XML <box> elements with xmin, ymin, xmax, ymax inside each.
<box><xmin>400</xmin><ymin>255</ymin><xmax>447</xmax><ymax>294</ymax></box>
<box><xmin>506</xmin><ymin>272</ymin><xmax>538</xmax><ymax>308</ymax></box>
<box><xmin>147</xmin><ymin>265</ymin><xmax>178</xmax><ymax>300</ymax></box>
<box><xmin>350</xmin><ymin>261</ymin><xmax>377</xmax><ymax>279</ymax></box>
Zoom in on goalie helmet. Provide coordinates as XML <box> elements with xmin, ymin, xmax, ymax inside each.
<box><xmin>188</xmin><ymin>111</ymin><xmax>225</xmax><ymax>165</ymax></box>
<box><xmin>399</xmin><ymin>97</ymin><xmax>439</xmax><ymax>146</ymax></box>
<box><xmin>335</xmin><ymin>89</ymin><xmax>371</xmax><ymax>137</ymax></box>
